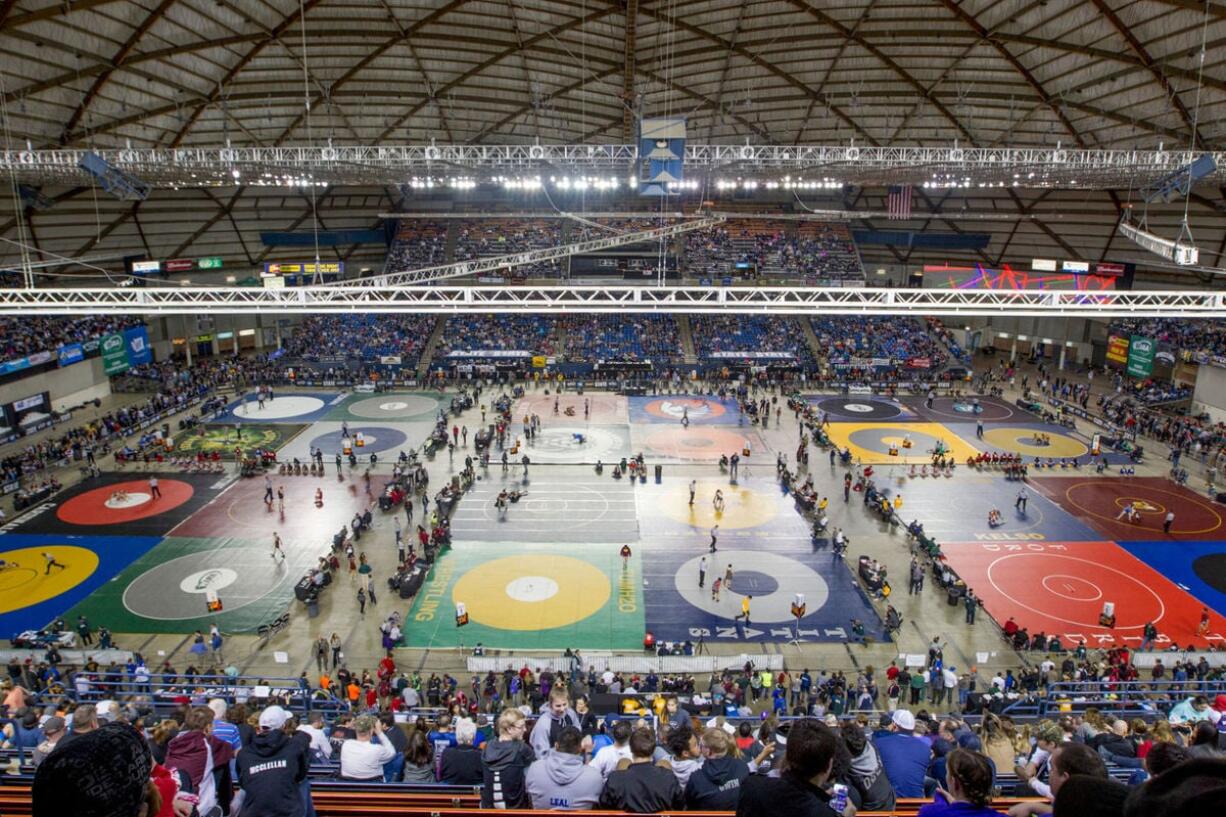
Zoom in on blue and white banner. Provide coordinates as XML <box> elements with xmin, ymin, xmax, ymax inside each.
<box><xmin>123</xmin><ymin>325</ymin><xmax>152</xmax><ymax>366</ymax></box>
<box><xmin>57</xmin><ymin>343</ymin><xmax>85</xmax><ymax>367</ymax></box>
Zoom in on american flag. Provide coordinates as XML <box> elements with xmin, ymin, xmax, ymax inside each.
<box><xmin>887</xmin><ymin>185</ymin><xmax>912</xmax><ymax>220</ymax></box>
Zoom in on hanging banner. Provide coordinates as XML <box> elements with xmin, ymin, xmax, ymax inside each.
<box><xmin>123</xmin><ymin>325</ymin><xmax>153</xmax><ymax>366</ymax></box>
<box><xmin>57</xmin><ymin>343</ymin><xmax>85</xmax><ymax>367</ymax></box>
<box><xmin>1126</xmin><ymin>336</ymin><xmax>1156</xmax><ymax>378</ymax></box>
<box><xmin>1106</xmin><ymin>335</ymin><xmax>1130</xmax><ymax>365</ymax></box>
<box><xmin>101</xmin><ymin>333</ymin><xmax>129</xmax><ymax>375</ymax></box>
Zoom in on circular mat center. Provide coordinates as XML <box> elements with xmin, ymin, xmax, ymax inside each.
<box><xmin>179</xmin><ymin>568</ymin><xmax>239</xmax><ymax>594</ymax></box>
<box><xmin>0</xmin><ymin>566</ymin><xmax>40</xmax><ymax>592</ymax></box>
<box><xmin>734</xmin><ymin>571</ymin><xmax>780</xmax><ymax>595</ymax></box>
<box><xmin>104</xmin><ymin>491</ymin><xmax>151</xmax><ymax>509</ymax></box>
<box><xmin>345</xmin><ymin>394</ymin><xmax>439</xmax><ymax>419</ymax></box>
<box><xmin>1192</xmin><ymin>553</ymin><xmax>1226</xmax><ymax>594</ymax></box>
<box><xmin>381</xmin><ymin>402</ymin><xmax>409</xmax><ymax>411</ymax></box>
<box><xmin>1041</xmin><ymin>574</ymin><xmax>1102</xmax><ymax>602</ymax></box>
<box><xmin>505</xmin><ymin>576</ymin><xmax>560</xmax><ymax>602</ymax></box>
<box><xmin>239</xmin><ymin>395</ymin><xmax>324</xmax><ymax>420</ymax></box>
<box><xmin>1115</xmin><ymin>496</ymin><xmax>1163</xmax><ymax>514</ymax></box>
<box><xmin>844</xmin><ymin>403</ymin><xmax>875</xmax><ymax>413</ymax></box>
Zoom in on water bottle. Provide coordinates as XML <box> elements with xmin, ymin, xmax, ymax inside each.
<box><xmin>831</xmin><ymin>783</ymin><xmax>849</xmax><ymax>814</ymax></box>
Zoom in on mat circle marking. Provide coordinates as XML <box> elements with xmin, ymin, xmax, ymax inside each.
<box><xmin>981</xmin><ymin>427</ymin><xmax>1088</xmax><ymax>458</ymax></box>
<box><xmin>986</xmin><ymin>552</ymin><xmax>1163</xmax><ymax>629</ymax></box>
<box><xmin>1064</xmin><ymin>482</ymin><xmax>1222</xmax><ymax>535</ymax></box>
<box><xmin>1041</xmin><ymin>574</ymin><xmax>1103</xmax><ymax>602</ymax></box>
<box><xmin>234</xmin><ymin>395</ymin><xmax>324</xmax><ymax>420</ymax></box>
<box><xmin>123</xmin><ymin>551</ymin><xmax>284</xmax><ymax>620</ymax></box>
<box><xmin>308</xmin><ymin>425</ymin><xmax>409</xmax><ymax>456</ymax></box>
<box><xmin>57</xmin><ymin>480</ymin><xmax>194</xmax><ymax>526</ymax></box>
<box><xmin>452</xmin><ymin>555</ymin><xmax>610</xmax><ymax>630</ymax></box>
<box><xmin>0</xmin><ymin>545</ymin><xmax>98</xmax><ymax>614</ymax></box>
<box><xmin>640</xmin><ymin>427</ymin><xmax>755</xmax><ymax>461</ymax></box>
<box><xmin>925</xmin><ymin>397</ymin><xmax>1014</xmax><ymax>422</ymax></box>
<box><xmin>675</xmin><ymin>550</ymin><xmax>828</xmax><ymax>622</ymax></box>
<box><xmin>345</xmin><ymin>395</ymin><xmax>438</xmax><ymax>419</ymax></box>
<box><xmin>816</xmin><ymin>397</ymin><xmax>901</xmax><ymax>421</ymax></box>
<box><xmin>643</xmin><ymin>398</ymin><xmax>728</xmax><ymax>421</ymax></box>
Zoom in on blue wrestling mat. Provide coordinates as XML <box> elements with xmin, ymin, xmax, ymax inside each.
<box><xmin>307</xmin><ymin>425</ymin><xmax>409</xmax><ymax>457</ymax></box>
<box><xmin>1120</xmin><ymin>540</ymin><xmax>1226</xmax><ymax>617</ymax></box>
<box><xmin>0</xmin><ymin>533</ymin><xmax>162</xmax><ymax>635</ymax></box>
<box><xmin>641</xmin><ymin>542</ymin><xmax>886</xmax><ymax>644</ymax></box>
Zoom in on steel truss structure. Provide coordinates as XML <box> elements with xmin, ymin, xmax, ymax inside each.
<box><xmin>3</xmin><ymin>145</ymin><xmax>1223</xmax><ymax>190</ymax></box>
<box><xmin>0</xmin><ymin>286</ymin><xmax>1221</xmax><ymax>317</ymax></box>
<box><xmin>370</xmin><ymin>217</ymin><xmax>722</xmax><ymax>285</ymax></box>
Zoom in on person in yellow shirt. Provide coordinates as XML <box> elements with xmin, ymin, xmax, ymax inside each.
<box><xmin>894</xmin><ymin>494</ymin><xmax>904</xmax><ymax>512</ymax></box>
<box><xmin>740</xmin><ymin>595</ymin><xmax>752</xmax><ymax>624</ymax></box>
<box><xmin>817</xmin><ymin>497</ymin><xmax>829</xmax><ymax>513</ymax></box>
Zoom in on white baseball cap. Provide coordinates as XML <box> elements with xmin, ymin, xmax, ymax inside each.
<box><xmin>258</xmin><ymin>705</ymin><xmax>290</xmax><ymax>731</ymax></box>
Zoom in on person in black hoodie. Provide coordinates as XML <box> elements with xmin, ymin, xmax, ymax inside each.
<box><xmin>600</xmin><ymin>727</ymin><xmax>685</xmax><ymax>813</ymax></box>
<box><xmin>237</xmin><ymin>705</ymin><xmax>310</xmax><ymax>817</ymax></box>
<box><xmin>441</xmin><ymin>717</ymin><xmax>485</xmax><ymax>786</ymax></box>
<box><xmin>482</xmin><ymin>708</ymin><xmax>536</xmax><ymax>808</ymax></box>
<box><xmin>737</xmin><ymin>719</ymin><xmax>841</xmax><ymax>817</ymax></box>
<box><xmin>686</xmin><ymin>726</ymin><xmax>752</xmax><ymax>811</ymax></box>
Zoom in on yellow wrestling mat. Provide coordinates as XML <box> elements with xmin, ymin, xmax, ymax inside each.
<box><xmin>981</xmin><ymin>427</ymin><xmax>1089</xmax><ymax>458</ymax></box>
<box><xmin>826</xmin><ymin>422</ymin><xmax>980</xmax><ymax>465</ymax></box>
<box><xmin>0</xmin><ymin>546</ymin><xmax>99</xmax><ymax>614</ymax></box>
<box><xmin>652</xmin><ymin>479</ymin><xmax>780</xmax><ymax>530</ymax></box>
<box><xmin>451</xmin><ymin>554</ymin><xmax>611</xmax><ymax>630</ymax></box>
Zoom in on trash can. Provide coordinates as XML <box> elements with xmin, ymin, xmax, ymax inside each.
<box><xmin>654</xmin><ymin>464</ymin><xmax>663</xmax><ymax>483</ymax></box>
<box><xmin>947</xmin><ymin>588</ymin><xmax>960</xmax><ymax>607</ymax></box>
<box><xmin>307</xmin><ymin>597</ymin><xmax>320</xmax><ymax>618</ymax></box>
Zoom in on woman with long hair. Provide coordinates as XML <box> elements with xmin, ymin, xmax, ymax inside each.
<box><xmin>918</xmin><ymin>748</ymin><xmax>1005</xmax><ymax>816</ymax></box>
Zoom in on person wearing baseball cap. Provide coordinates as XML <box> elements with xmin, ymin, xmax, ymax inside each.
<box><xmin>30</xmin><ymin>717</ymin><xmax>66</xmax><ymax>769</ymax></box>
<box><xmin>876</xmin><ymin>708</ymin><xmax>930</xmax><ymax>797</ymax></box>
<box><xmin>236</xmin><ymin>705</ymin><xmax>311</xmax><ymax>817</ymax></box>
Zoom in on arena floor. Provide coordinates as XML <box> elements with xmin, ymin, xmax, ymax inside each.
<box><xmin>2</xmin><ymin>386</ymin><xmax>1224</xmax><ymax>662</ymax></box>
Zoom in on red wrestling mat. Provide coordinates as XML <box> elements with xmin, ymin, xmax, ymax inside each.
<box><xmin>942</xmin><ymin>540</ymin><xmax>1226</xmax><ymax>648</ymax></box>
<box><xmin>1031</xmin><ymin>476</ymin><xmax>1224</xmax><ymax>540</ymax></box>
<box><xmin>56</xmin><ymin>479</ymin><xmax>194</xmax><ymax>526</ymax></box>
<box><xmin>512</xmin><ymin>393</ymin><xmax>627</xmax><ymax>425</ymax></box>
<box><xmin>638</xmin><ymin>427</ymin><xmax>761</xmax><ymax>462</ymax></box>
<box><xmin>172</xmin><ymin>475</ymin><xmax>374</xmax><ymax>541</ymax></box>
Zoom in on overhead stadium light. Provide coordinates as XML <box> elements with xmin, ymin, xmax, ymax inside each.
<box><xmin>1119</xmin><ymin>218</ymin><xmax>1199</xmax><ymax>266</ymax></box>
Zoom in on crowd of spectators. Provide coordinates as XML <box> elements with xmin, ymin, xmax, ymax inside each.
<box><xmin>1108</xmin><ymin>318</ymin><xmax>1226</xmax><ymax>359</ymax></box>
<box><xmin>567</xmin><ymin>218</ymin><xmax>672</xmax><ymax>245</ymax></box>
<box><xmin>792</xmin><ymin>222</ymin><xmax>864</xmax><ymax>282</ymax></box>
<box><xmin>454</xmin><ymin>218</ymin><xmax>565</xmax><ymax>278</ymax></box>
<box><xmin>383</xmin><ymin>220</ymin><xmax>449</xmax><ymax>272</ymax></box>
<box><xmin>812</xmin><ymin>317</ymin><xmax>950</xmax><ymax>370</ymax></box>
<box><xmin>690</xmin><ymin>315</ymin><xmax>818</xmax><ymax>368</ymax></box>
<box><xmin>0</xmin><ymin>316</ymin><xmax>144</xmax><ymax>362</ymax></box>
<box><xmin>282</xmin><ymin>316</ymin><xmax>438</xmax><ymax>365</ymax></box>
<box><xmin>437</xmin><ymin>316</ymin><xmax>557</xmax><ymax>356</ymax></box>
<box><xmin>561</xmin><ymin>315</ymin><xmax>682</xmax><ymax>364</ymax></box>
<box><xmin>8</xmin><ymin>644</ymin><xmax>1225</xmax><ymax>817</ymax></box>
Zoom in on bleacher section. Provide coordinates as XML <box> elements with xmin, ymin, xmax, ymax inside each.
<box><xmin>690</xmin><ymin>315</ymin><xmax>818</xmax><ymax>369</ymax></box>
<box><xmin>282</xmin><ymin>315</ymin><xmax>439</xmax><ymax>365</ymax></box>
<box><xmin>812</xmin><ymin>317</ymin><xmax>949</xmax><ymax>373</ymax></box>
<box><xmin>560</xmin><ymin>315</ymin><xmax>683</xmax><ymax>364</ymax></box>
<box><xmin>794</xmin><ymin>221</ymin><xmax>864</xmax><ymax>284</ymax></box>
<box><xmin>1108</xmin><ymin>317</ymin><xmax>1226</xmax><ymax>359</ymax></box>
<box><xmin>436</xmin><ymin>316</ymin><xmax>557</xmax><ymax>358</ymax></box>
<box><xmin>383</xmin><ymin>219</ymin><xmax>449</xmax><ymax>272</ymax></box>
<box><xmin>453</xmin><ymin>218</ymin><xmax>564</xmax><ymax>278</ymax></box>
<box><xmin>0</xmin><ymin>316</ymin><xmax>144</xmax><ymax>363</ymax></box>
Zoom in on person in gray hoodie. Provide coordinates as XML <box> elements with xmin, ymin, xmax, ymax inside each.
<box><xmin>526</xmin><ymin>726</ymin><xmax>604</xmax><ymax>810</ymax></box>
<box><xmin>530</xmin><ymin>687</ymin><xmax>583</xmax><ymax>757</ymax></box>
<box><xmin>666</xmin><ymin>726</ymin><xmax>703</xmax><ymax>788</ymax></box>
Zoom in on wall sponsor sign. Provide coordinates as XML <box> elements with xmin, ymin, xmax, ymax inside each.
<box><xmin>1126</xmin><ymin>336</ymin><xmax>1156</xmax><ymax>378</ymax></box>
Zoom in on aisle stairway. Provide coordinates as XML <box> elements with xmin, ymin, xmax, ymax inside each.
<box><xmin>677</xmin><ymin>315</ymin><xmax>697</xmax><ymax>365</ymax></box>
<box><xmin>414</xmin><ymin>318</ymin><xmax>447</xmax><ymax>379</ymax></box>
<box><xmin>799</xmin><ymin>317</ymin><xmax>825</xmax><ymax>364</ymax></box>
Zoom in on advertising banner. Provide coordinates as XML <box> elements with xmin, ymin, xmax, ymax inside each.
<box><xmin>1126</xmin><ymin>335</ymin><xmax>1156</xmax><ymax>378</ymax></box>
<box><xmin>123</xmin><ymin>325</ymin><xmax>153</xmax><ymax>366</ymax></box>
<box><xmin>1106</xmin><ymin>335</ymin><xmax>1130</xmax><ymax>365</ymax></box>
<box><xmin>57</xmin><ymin>343</ymin><xmax>85</xmax><ymax>367</ymax></box>
<box><xmin>101</xmin><ymin>333</ymin><xmax>129</xmax><ymax>375</ymax></box>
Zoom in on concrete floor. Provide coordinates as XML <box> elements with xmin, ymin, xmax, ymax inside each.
<box><xmin>1</xmin><ymin>357</ymin><xmax>1182</xmax><ymax>688</ymax></box>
